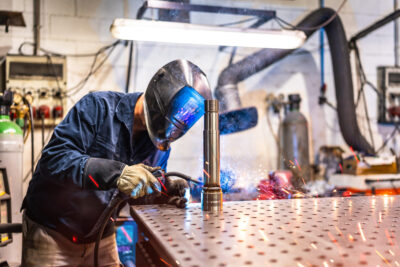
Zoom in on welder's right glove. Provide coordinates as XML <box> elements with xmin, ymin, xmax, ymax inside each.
<box><xmin>129</xmin><ymin>176</ymin><xmax>189</xmax><ymax>208</ymax></box>
<box><xmin>116</xmin><ymin>164</ymin><xmax>161</xmax><ymax>198</ymax></box>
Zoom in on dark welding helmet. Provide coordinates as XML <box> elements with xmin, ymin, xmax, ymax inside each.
<box><xmin>143</xmin><ymin>60</ymin><xmax>212</xmax><ymax>151</ymax></box>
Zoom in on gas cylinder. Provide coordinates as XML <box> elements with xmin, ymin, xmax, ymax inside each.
<box><xmin>281</xmin><ymin>94</ymin><xmax>310</xmax><ymax>187</ymax></box>
<box><xmin>0</xmin><ymin>91</ymin><xmax>23</xmax><ymax>263</ymax></box>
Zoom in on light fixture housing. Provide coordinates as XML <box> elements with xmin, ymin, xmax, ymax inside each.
<box><xmin>110</xmin><ymin>19</ymin><xmax>306</xmax><ymax>49</ymax></box>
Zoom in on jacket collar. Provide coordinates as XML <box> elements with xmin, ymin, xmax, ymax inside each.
<box><xmin>115</xmin><ymin>92</ymin><xmax>142</xmax><ymax>136</ymax></box>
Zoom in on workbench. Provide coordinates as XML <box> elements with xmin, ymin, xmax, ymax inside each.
<box><xmin>130</xmin><ymin>196</ymin><xmax>400</xmax><ymax>267</ymax></box>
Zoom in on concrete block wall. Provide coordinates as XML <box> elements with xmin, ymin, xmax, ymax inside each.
<box><xmin>0</xmin><ymin>0</ymin><xmax>398</xmax><ymax>189</ymax></box>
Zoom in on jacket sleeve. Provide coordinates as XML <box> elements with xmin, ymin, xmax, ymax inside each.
<box><xmin>36</xmin><ymin>93</ymin><xmax>125</xmax><ymax>190</ymax></box>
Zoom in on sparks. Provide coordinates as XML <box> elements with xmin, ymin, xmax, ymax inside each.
<box><xmin>160</xmin><ymin>258</ymin><xmax>173</xmax><ymax>267</ymax></box>
<box><xmin>323</xmin><ymin>262</ymin><xmax>329</xmax><ymax>267</ymax></box>
<box><xmin>334</xmin><ymin>226</ymin><xmax>343</xmax><ymax>236</ymax></box>
<box><xmin>379</xmin><ymin>212</ymin><xmax>382</xmax><ymax>223</ymax></box>
<box><xmin>294</xmin><ymin>158</ymin><xmax>302</xmax><ymax>171</ymax></box>
<box><xmin>203</xmin><ymin>169</ymin><xmax>210</xmax><ymax>178</ymax></box>
<box><xmin>385</xmin><ymin>229</ymin><xmax>394</xmax><ymax>247</ymax></box>
<box><xmin>310</xmin><ymin>243</ymin><xmax>317</xmax><ymax>250</ymax></box>
<box><xmin>156</xmin><ymin>177</ymin><xmax>168</xmax><ymax>192</ymax></box>
<box><xmin>349</xmin><ymin>146</ymin><xmax>359</xmax><ymax>163</ymax></box>
<box><xmin>88</xmin><ymin>174</ymin><xmax>99</xmax><ymax>188</ymax></box>
<box><xmin>328</xmin><ymin>232</ymin><xmax>337</xmax><ymax>243</ymax></box>
<box><xmin>358</xmin><ymin>222</ymin><xmax>367</xmax><ymax>242</ymax></box>
<box><xmin>375</xmin><ymin>249</ymin><xmax>392</xmax><ymax>266</ymax></box>
<box><xmin>258</xmin><ymin>229</ymin><xmax>269</xmax><ymax>242</ymax></box>
<box><xmin>120</xmin><ymin>226</ymin><xmax>132</xmax><ymax>243</ymax></box>
<box><xmin>348</xmin><ymin>234</ymin><xmax>354</xmax><ymax>242</ymax></box>
<box><xmin>338</xmin><ymin>163</ymin><xmax>343</xmax><ymax>173</ymax></box>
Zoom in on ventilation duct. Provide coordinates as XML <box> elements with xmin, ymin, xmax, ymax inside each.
<box><xmin>215</xmin><ymin>8</ymin><xmax>374</xmax><ymax>154</ymax></box>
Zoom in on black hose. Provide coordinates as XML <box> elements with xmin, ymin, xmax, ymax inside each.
<box><xmin>23</xmin><ymin>98</ymin><xmax>35</xmax><ymax>177</ymax></box>
<box><xmin>164</xmin><ymin>172</ymin><xmax>202</xmax><ymax>185</ymax></box>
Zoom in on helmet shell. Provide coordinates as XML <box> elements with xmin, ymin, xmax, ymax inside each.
<box><xmin>143</xmin><ymin>60</ymin><xmax>211</xmax><ymax>150</ymax></box>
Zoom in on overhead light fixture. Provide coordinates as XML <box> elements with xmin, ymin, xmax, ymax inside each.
<box><xmin>110</xmin><ymin>19</ymin><xmax>306</xmax><ymax>49</ymax></box>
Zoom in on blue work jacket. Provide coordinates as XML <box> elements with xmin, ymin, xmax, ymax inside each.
<box><xmin>22</xmin><ymin>91</ymin><xmax>170</xmax><ymax>243</ymax></box>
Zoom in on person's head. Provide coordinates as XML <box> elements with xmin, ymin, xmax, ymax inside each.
<box><xmin>143</xmin><ymin>60</ymin><xmax>211</xmax><ymax>151</ymax></box>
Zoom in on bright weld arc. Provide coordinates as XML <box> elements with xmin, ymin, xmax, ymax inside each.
<box><xmin>88</xmin><ymin>174</ymin><xmax>99</xmax><ymax>188</ymax></box>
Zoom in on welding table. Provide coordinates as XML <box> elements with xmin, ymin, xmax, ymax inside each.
<box><xmin>130</xmin><ymin>196</ymin><xmax>400</xmax><ymax>267</ymax></box>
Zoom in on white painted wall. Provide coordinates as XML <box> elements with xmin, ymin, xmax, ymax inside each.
<box><xmin>0</xmin><ymin>0</ymin><xmax>398</xmax><ymax>189</ymax></box>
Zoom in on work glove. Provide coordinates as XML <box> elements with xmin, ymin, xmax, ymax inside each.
<box><xmin>129</xmin><ymin>176</ymin><xmax>189</xmax><ymax>208</ymax></box>
<box><xmin>116</xmin><ymin>164</ymin><xmax>161</xmax><ymax>198</ymax></box>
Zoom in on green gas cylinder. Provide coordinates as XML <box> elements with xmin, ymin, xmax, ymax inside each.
<box><xmin>0</xmin><ymin>91</ymin><xmax>23</xmax><ymax>263</ymax></box>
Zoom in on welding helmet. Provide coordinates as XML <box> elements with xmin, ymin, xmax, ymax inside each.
<box><xmin>144</xmin><ymin>60</ymin><xmax>212</xmax><ymax>151</ymax></box>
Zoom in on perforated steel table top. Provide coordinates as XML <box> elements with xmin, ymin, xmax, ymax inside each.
<box><xmin>130</xmin><ymin>196</ymin><xmax>400</xmax><ymax>267</ymax></box>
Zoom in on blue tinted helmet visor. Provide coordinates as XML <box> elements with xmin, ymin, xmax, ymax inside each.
<box><xmin>165</xmin><ymin>86</ymin><xmax>205</xmax><ymax>141</ymax></box>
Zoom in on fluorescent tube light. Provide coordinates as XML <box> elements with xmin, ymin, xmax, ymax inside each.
<box><xmin>110</xmin><ymin>19</ymin><xmax>306</xmax><ymax>49</ymax></box>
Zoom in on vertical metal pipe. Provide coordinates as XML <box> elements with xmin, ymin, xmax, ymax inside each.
<box><xmin>125</xmin><ymin>41</ymin><xmax>134</xmax><ymax>93</ymax></box>
<box><xmin>202</xmin><ymin>99</ymin><xmax>222</xmax><ymax>211</ymax></box>
<box><xmin>319</xmin><ymin>0</ymin><xmax>325</xmax><ymax>85</ymax></box>
<box><xmin>33</xmin><ymin>0</ymin><xmax>41</xmax><ymax>55</ymax></box>
<box><xmin>395</xmin><ymin>0</ymin><xmax>399</xmax><ymax>67</ymax></box>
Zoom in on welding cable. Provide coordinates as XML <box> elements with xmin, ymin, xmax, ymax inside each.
<box><xmin>164</xmin><ymin>171</ymin><xmax>202</xmax><ymax>185</ymax></box>
<box><xmin>93</xmin><ymin>171</ymin><xmax>200</xmax><ymax>266</ymax></box>
<box><xmin>274</xmin><ymin>0</ymin><xmax>347</xmax><ymax>31</ymax></box>
<box><xmin>66</xmin><ymin>41</ymin><xmax>121</xmax><ymax>97</ymax></box>
<box><xmin>18</xmin><ymin>40</ymin><xmax>120</xmax><ymax>58</ymax></box>
<box><xmin>93</xmin><ymin>191</ymin><xmax>126</xmax><ymax>267</ymax></box>
<box><xmin>22</xmin><ymin>96</ymin><xmax>35</xmax><ymax>178</ymax></box>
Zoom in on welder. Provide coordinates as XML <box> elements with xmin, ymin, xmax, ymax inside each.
<box><xmin>20</xmin><ymin>60</ymin><xmax>211</xmax><ymax>266</ymax></box>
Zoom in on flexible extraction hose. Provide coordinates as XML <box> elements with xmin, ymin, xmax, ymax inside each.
<box><xmin>93</xmin><ymin>171</ymin><xmax>199</xmax><ymax>267</ymax></box>
<box><xmin>215</xmin><ymin>8</ymin><xmax>374</xmax><ymax>154</ymax></box>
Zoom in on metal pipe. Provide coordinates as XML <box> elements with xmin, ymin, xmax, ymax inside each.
<box><xmin>33</xmin><ymin>0</ymin><xmax>41</xmax><ymax>55</ymax></box>
<box><xmin>395</xmin><ymin>0</ymin><xmax>399</xmax><ymax>67</ymax></box>
<box><xmin>201</xmin><ymin>99</ymin><xmax>222</xmax><ymax>211</ymax></box>
<box><xmin>125</xmin><ymin>41</ymin><xmax>134</xmax><ymax>93</ymax></box>
<box><xmin>320</xmin><ymin>0</ymin><xmax>325</xmax><ymax>86</ymax></box>
<box><xmin>349</xmin><ymin>9</ymin><xmax>400</xmax><ymax>44</ymax></box>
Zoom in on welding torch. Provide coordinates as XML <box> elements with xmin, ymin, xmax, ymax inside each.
<box><xmin>154</xmin><ymin>170</ymin><xmax>202</xmax><ymax>186</ymax></box>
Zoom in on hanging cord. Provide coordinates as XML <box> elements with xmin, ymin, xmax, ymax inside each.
<box><xmin>352</xmin><ymin>42</ymin><xmax>379</xmax><ymax>151</ymax></box>
<box><xmin>375</xmin><ymin>123</ymin><xmax>400</xmax><ymax>153</ymax></box>
<box><xmin>66</xmin><ymin>41</ymin><xmax>120</xmax><ymax>97</ymax></box>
